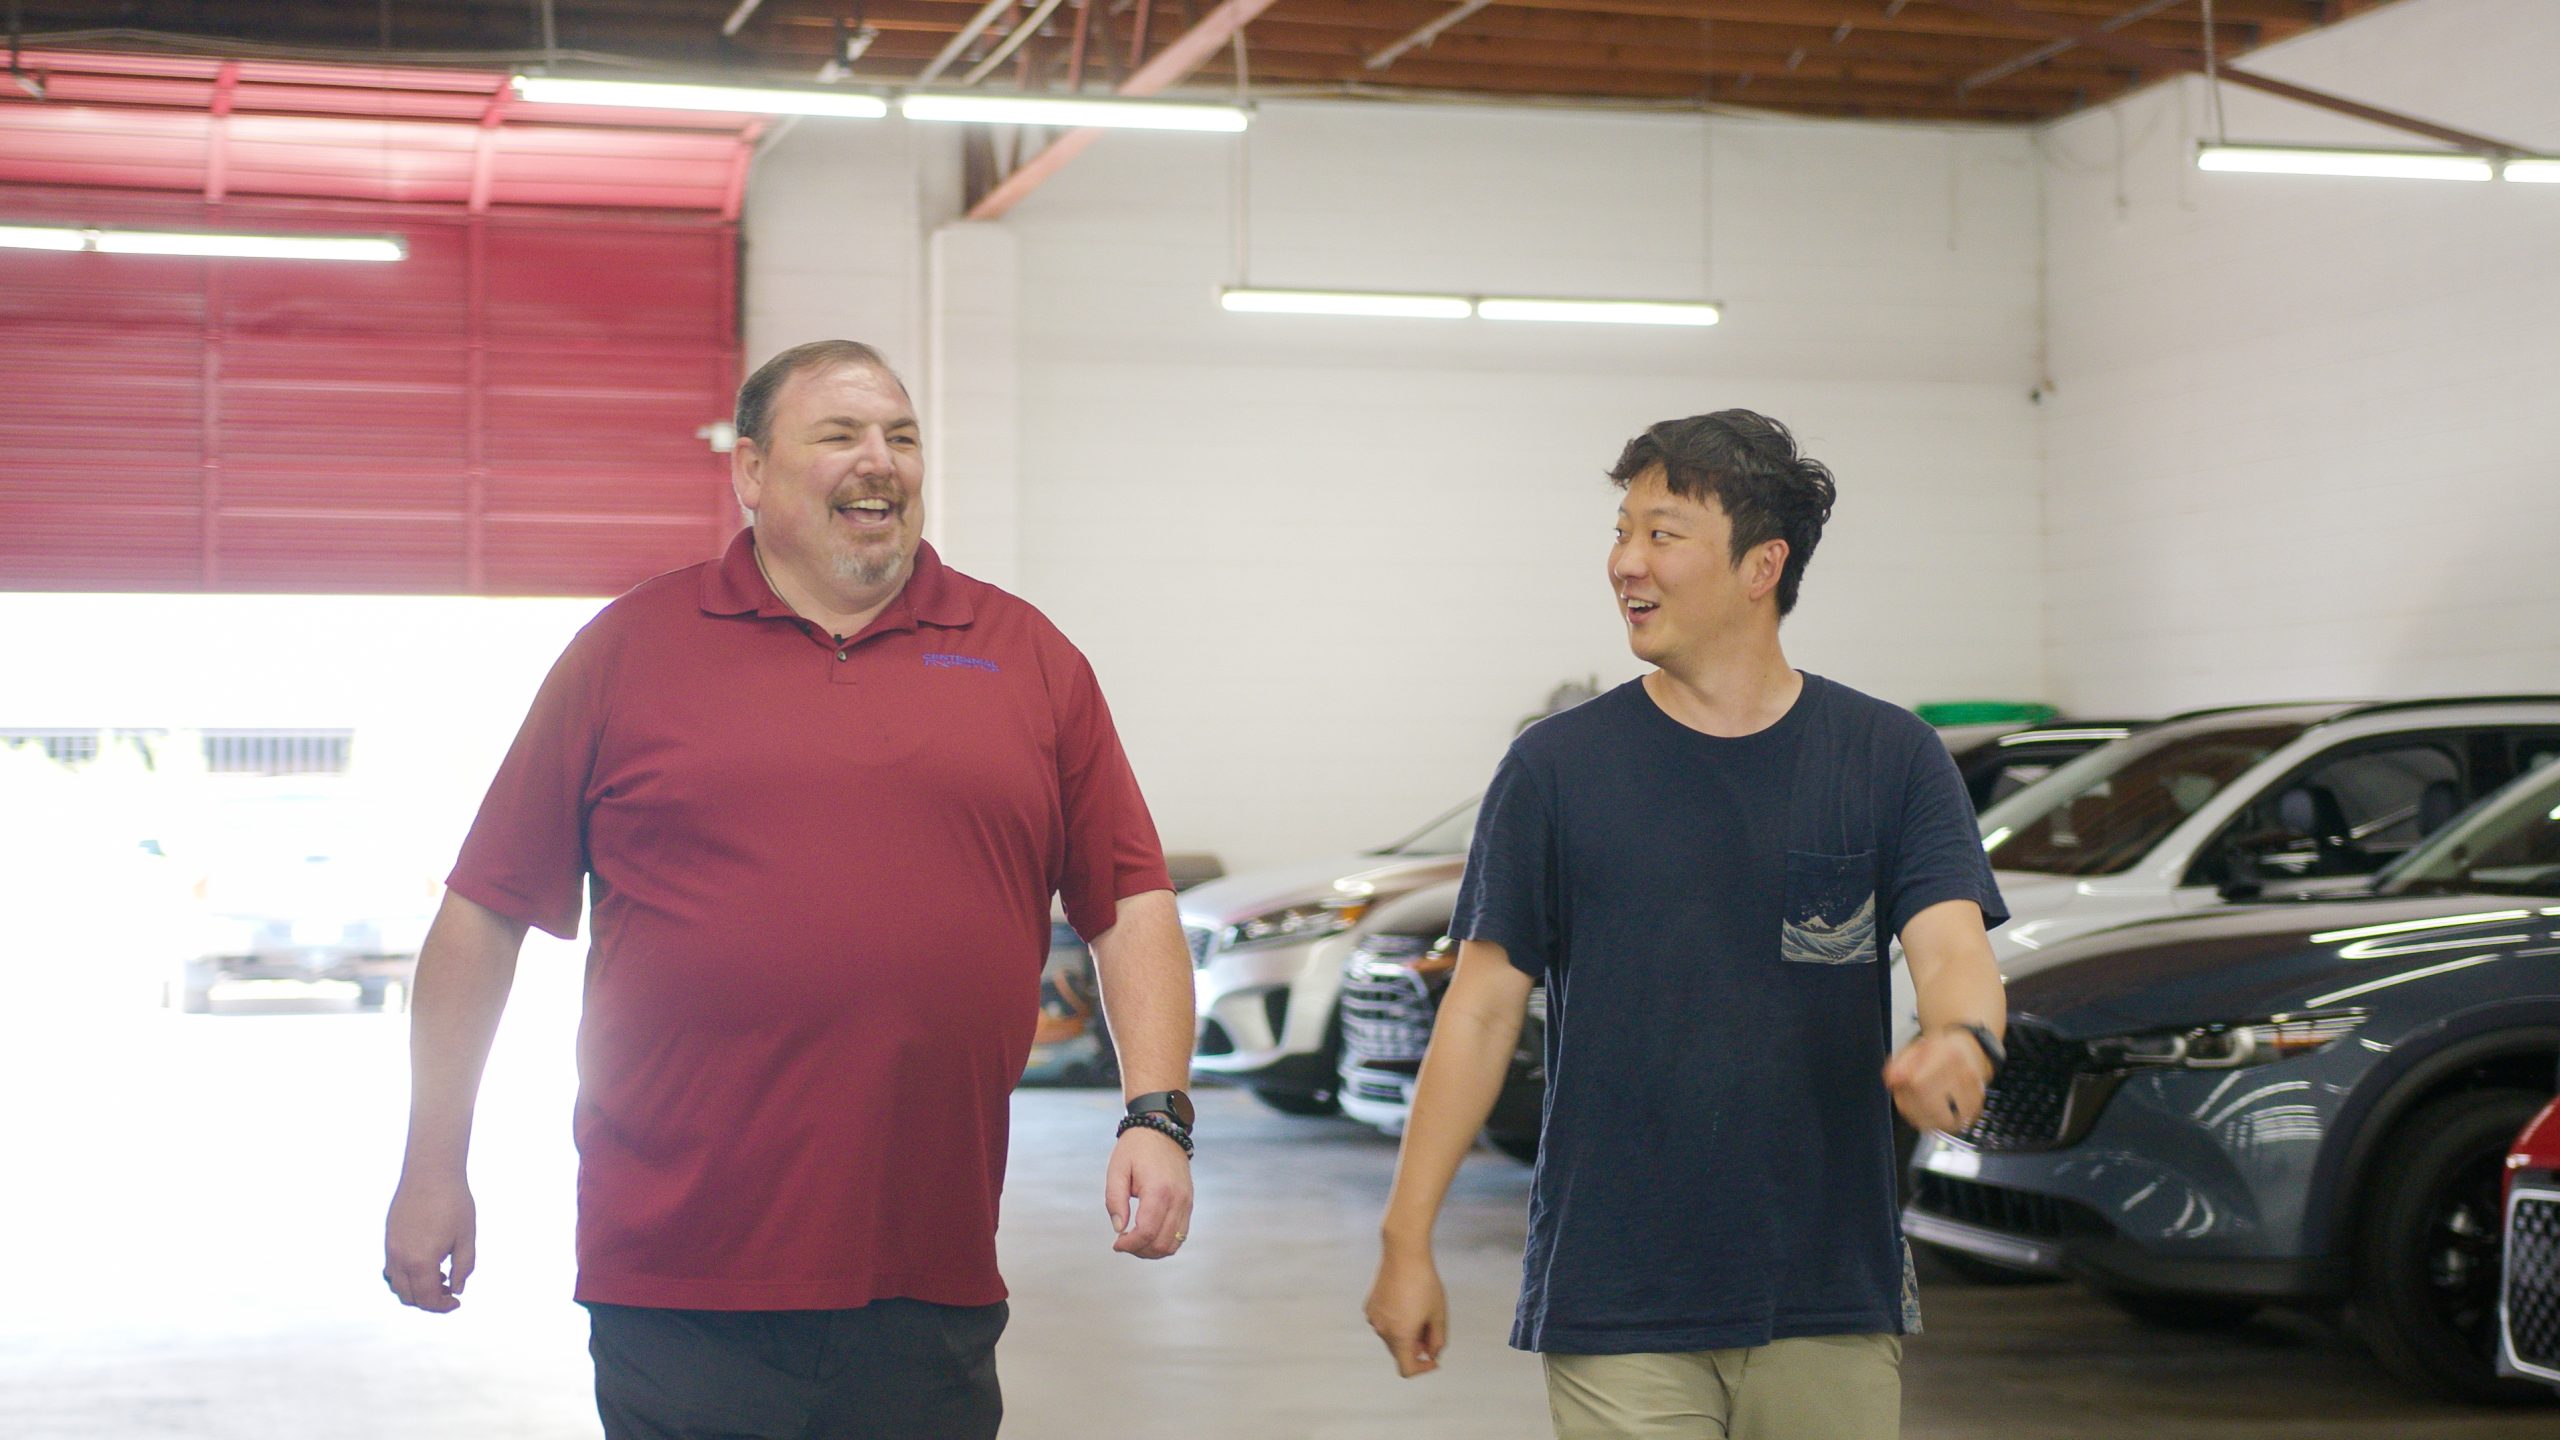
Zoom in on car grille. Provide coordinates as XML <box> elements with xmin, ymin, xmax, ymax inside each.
<box><xmin>1183</xmin><ymin>924</ymin><xmax>1218</xmax><ymax>969</ymax></box>
<box><xmin>1958</xmin><ymin>1021</ymin><xmax>2117</xmax><ymax>1152</ymax></box>
<box><xmin>1910</xmin><ymin>1171</ymin><xmax>2112</xmax><ymax>1241</ymax></box>
<box><xmin>2508</xmin><ymin>1188</ymin><xmax>2560</xmax><ymax>1379</ymax></box>
<box><xmin>1340</xmin><ymin>937</ymin><xmax>1438</xmax><ymax>1067</ymax></box>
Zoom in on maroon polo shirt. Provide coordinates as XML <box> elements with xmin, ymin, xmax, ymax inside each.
<box><xmin>448</xmin><ymin>531</ymin><xmax>1170</xmax><ymax>1311</ymax></box>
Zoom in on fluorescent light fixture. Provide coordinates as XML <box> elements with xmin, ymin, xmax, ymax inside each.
<box><xmin>2195</xmin><ymin>143</ymin><xmax>2492</xmax><ymax>182</ymax></box>
<box><xmin>511</xmin><ymin>74</ymin><xmax>889</xmax><ymax>118</ymax></box>
<box><xmin>1477</xmin><ymin>297</ymin><xmax>1720</xmax><ymax>326</ymax></box>
<box><xmin>900</xmin><ymin>92</ymin><xmax>1246</xmax><ymax>132</ymax></box>
<box><xmin>0</xmin><ymin>224</ymin><xmax>86</xmax><ymax>252</ymax></box>
<box><xmin>93</xmin><ymin>231</ymin><xmax>405</xmax><ymax>261</ymax></box>
<box><xmin>0</xmin><ymin>225</ymin><xmax>404</xmax><ymax>261</ymax></box>
<box><xmin>1219</xmin><ymin>287</ymin><xmax>1470</xmax><ymax>320</ymax></box>
<box><xmin>2505</xmin><ymin>158</ymin><xmax>2560</xmax><ymax>184</ymax></box>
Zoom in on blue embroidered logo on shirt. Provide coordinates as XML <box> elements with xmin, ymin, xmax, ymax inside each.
<box><xmin>922</xmin><ymin>653</ymin><xmax>1001</xmax><ymax>673</ymax></box>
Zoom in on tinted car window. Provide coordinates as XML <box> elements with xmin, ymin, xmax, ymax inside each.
<box><xmin>1980</xmin><ymin>724</ymin><xmax>2306</xmax><ymax>878</ymax></box>
<box><xmin>2384</xmin><ymin>760</ymin><xmax>2560</xmax><ymax>897</ymax></box>
<box><xmin>2247</xmin><ymin>740</ymin><xmax>2462</xmax><ymax>879</ymax></box>
<box><xmin>1981</xmin><ymin>762</ymin><xmax>2056</xmax><ymax>810</ymax></box>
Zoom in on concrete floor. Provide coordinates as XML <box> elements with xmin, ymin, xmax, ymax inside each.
<box><xmin>4</xmin><ymin>953</ymin><xmax>2553</xmax><ymax>1439</ymax></box>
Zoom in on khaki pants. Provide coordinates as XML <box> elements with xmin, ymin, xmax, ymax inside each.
<box><xmin>1543</xmin><ymin>1333</ymin><xmax>1900</xmax><ymax>1440</ymax></box>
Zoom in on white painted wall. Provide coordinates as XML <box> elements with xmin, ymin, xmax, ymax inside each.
<box><xmin>998</xmin><ymin>105</ymin><xmax>2045</xmax><ymax>867</ymax></box>
<box><xmin>0</xmin><ymin>101</ymin><xmax>2051</xmax><ymax>886</ymax></box>
<box><xmin>2038</xmin><ymin>0</ymin><xmax>2560</xmax><ymax>715</ymax></box>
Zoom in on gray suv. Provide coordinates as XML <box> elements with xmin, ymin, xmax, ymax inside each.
<box><xmin>1904</xmin><ymin>755</ymin><xmax>2560</xmax><ymax>1402</ymax></box>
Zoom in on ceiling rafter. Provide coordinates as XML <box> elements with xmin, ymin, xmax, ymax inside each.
<box><xmin>0</xmin><ymin>0</ymin><xmax>2411</xmax><ymax>127</ymax></box>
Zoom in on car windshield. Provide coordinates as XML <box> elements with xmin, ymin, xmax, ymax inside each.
<box><xmin>2380</xmin><ymin>759</ymin><xmax>2560</xmax><ymax>897</ymax></box>
<box><xmin>1378</xmin><ymin>798</ymin><xmax>1479</xmax><ymax>856</ymax></box>
<box><xmin>1978</xmin><ymin>722</ymin><xmax>2309</xmax><ymax>877</ymax></box>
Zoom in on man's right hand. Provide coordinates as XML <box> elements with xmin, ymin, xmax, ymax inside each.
<box><xmin>384</xmin><ymin>1171</ymin><xmax>477</xmax><ymax>1313</ymax></box>
<box><xmin>1365</xmin><ymin>1247</ymin><xmax>1449</xmax><ymax>1377</ymax></box>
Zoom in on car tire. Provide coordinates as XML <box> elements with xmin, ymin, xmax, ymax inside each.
<box><xmin>2096</xmin><ymin>1287</ymin><xmax>2261</xmax><ymax>1331</ymax></box>
<box><xmin>1484</xmin><ymin>1130</ymin><xmax>1539</xmax><ymax>1164</ymax></box>
<box><xmin>1250</xmin><ymin>1085</ymin><xmax>1340</xmax><ymax>1117</ymax></box>
<box><xmin>2351</xmin><ymin>1087</ymin><xmax>2553</xmax><ymax>1404</ymax></box>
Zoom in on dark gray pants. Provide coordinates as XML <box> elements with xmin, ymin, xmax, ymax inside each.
<box><xmin>585</xmin><ymin>1299</ymin><xmax>1007</xmax><ymax>1440</ymax></box>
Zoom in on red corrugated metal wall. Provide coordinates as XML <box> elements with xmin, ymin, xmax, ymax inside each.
<box><xmin>0</xmin><ymin>187</ymin><xmax>740</xmax><ymax>595</ymax></box>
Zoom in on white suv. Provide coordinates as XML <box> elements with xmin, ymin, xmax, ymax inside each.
<box><xmin>1184</xmin><ymin>800</ymin><xmax>1474</xmax><ymax>1114</ymax></box>
<box><xmin>1979</xmin><ymin>695</ymin><xmax>2560</xmax><ymax>980</ymax></box>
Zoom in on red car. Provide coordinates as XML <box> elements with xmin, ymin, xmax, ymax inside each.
<box><xmin>2504</xmin><ymin>1093</ymin><xmax>2560</xmax><ymax>1392</ymax></box>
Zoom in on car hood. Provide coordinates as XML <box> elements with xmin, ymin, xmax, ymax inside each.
<box><xmin>1176</xmin><ymin>852</ymin><xmax>1466</xmax><ymax>927</ymax></box>
<box><xmin>2006</xmin><ymin>891</ymin><xmax>2554</xmax><ymax>1038</ymax></box>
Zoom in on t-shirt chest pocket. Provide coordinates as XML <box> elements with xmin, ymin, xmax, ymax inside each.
<box><xmin>1780</xmin><ymin>848</ymin><xmax>1879</xmax><ymax>965</ymax></box>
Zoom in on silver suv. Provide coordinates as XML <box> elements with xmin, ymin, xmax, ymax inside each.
<box><xmin>1185</xmin><ymin>800</ymin><xmax>1474</xmax><ymax>1114</ymax></box>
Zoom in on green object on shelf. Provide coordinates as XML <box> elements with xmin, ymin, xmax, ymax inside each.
<box><xmin>1915</xmin><ymin>701</ymin><xmax>2060</xmax><ymax>727</ymax></box>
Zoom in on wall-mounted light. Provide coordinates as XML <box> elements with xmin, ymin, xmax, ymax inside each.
<box><xmin>511</xmin><ymin>75</ymin><xmax>889</xmax><ymax>118</ymax></box>
<box><xmin>0</xmin><ymin>225</ymin><xmax>406</xmax><ymax>261</ymax></box>
<box><xmin>1477</xmin><ymin>297</ymin><xmax>1719</xmax><ymax>327</ymax></box>
<box><xmin>2195</xmin><ymin>143</ymin><xmax>2492</xmax><ymax>182</ymax></box>
<box><xmin>1219</xmin><ymin>287</ymin><xmax>1471</xmax><ymax>320</ymax></box>
<box><xmin>2505</xmin><ymin>158</ymin><xmax>2560</xmax><ymax>184</ymax></box>
<box><xmin>901</xmin><ymin>92</ymin><xmax>1247</xmax><ymax>133</ymax></box>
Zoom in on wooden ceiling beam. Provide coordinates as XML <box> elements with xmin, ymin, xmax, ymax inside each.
<box><xmin>1922</xmin><ymin>0</ymin><xmax>2531</xmax><ymax>152</ymax></box>
<box><xmin>1236</xmin><ymin>21</ymin><xmax>2136</xmax><ymax>89</ymax></box>
<box><xmin>1197</xmin><ymin>48</ymin><xmax>2085</xmax><ymax>111</ymax></box>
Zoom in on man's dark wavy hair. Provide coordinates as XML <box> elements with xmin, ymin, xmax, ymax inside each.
<box><xmin>1607</xmin><ymin>409</ymin><xmax>1838</xmax><ymax>617</ymax></box>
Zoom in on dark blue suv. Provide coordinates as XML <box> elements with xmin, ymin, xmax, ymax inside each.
<box><xmin>1904</xmin><ymin>759</ymin><xmax>2560</xmax><ymax>1403</ymax></box>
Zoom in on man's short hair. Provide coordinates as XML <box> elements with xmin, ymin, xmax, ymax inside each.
<box><xmin>1607</xmin><ymin>410</ymin><xmax>1838</xmax><ymax>617</ymax></box>
<box><xmin>735</xmin><ymin>340</ymin><xmax>908</xmax><ymax>450</ymax></box>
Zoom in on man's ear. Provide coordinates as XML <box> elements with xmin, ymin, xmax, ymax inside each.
<box><xmin>1744</xmin><ymin>539</ymin><xmax>1789</xmax><ymax>603</ymax></box>
<box><xmin>730</xmin><ymin>436</ymin><xmax>764</xmax><ymax>515</ymax></box>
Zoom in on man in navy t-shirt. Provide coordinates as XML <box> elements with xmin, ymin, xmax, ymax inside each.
<box><xmin>1364</xmin><ymin>410</ymin><xmax>2009</xmax><ymax>1439</ymax></box>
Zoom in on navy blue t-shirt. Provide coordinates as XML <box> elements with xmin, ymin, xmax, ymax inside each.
<box><xmin>1453</xmin><ymin>673</ymin><xmax>2007</xmax><ymax>1355</ymax></box>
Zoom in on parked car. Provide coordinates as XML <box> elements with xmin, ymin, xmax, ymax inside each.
<box><xmin>1942</xmin><ymin>719</ymin><xmax>2148</xmax><ymax>813</ymax></box>
<box><xmin>1023</xmin><ymin>855</ymin><xmax>1227</xmax><ymax>1088</ymax></box>
<box><xmin>1902</xmin><ymin>753</ymin><xmax>2560</xmax><ymax>1402</ymax></box>
<box><xmin>1334</xmin><ymin>890</ymin><xmax>1543</xmax><ymax>1158</ymax></box>
<box><xmin>1980</xmin><ymin>695</ymin><xmax>2560</xmax><ymax>983</ymax></box>
<box><xmin>1185</xmin><ymin>802</ymin><xmax>1475</xmax><ymax>1113</ymax></box>
<box><xmin>2501</xmin><ymin>1091</ymin><xmax>2560</xmax><ymax>1394</ymax></box>
<box><xmin>1334</xmin><ymin>718</ymin><xmax>2135</xmax><ymax>1156</ymax></box>
<box><xmin>171</xmin><ymin>783</ymin><xmax>437</xmax><ymax>1013</ymax></box>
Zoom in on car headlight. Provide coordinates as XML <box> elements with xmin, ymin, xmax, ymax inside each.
<box><xmin>1223</xmin><ymin>897</ymin><xmax>1371</xmax><ymax>951</ymax></box>
<box><xmin>2087</xmin><ymin>1009</ymin><xmax>2366</xmax><ymax>1070</ymax></box>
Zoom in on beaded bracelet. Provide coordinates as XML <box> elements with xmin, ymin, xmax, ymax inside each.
<box><xmin>1116</xmin><ymin>1112</ymin><xmax>1195</xmax><ymax>1158</ymax></box>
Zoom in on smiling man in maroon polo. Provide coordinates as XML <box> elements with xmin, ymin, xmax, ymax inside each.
<box><xmin>383</xmin><ymin>340</ymin><xmax>1198</xmax><ymax>1440</ymax></box>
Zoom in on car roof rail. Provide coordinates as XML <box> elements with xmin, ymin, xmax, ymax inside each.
<box><xmin>2322</xmin><ymin>693</ymin><xmax>2560</xmax><ymax>720</ymax></box>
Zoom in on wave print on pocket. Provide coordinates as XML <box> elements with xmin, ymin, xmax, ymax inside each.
<box><xmin>1781</xmin><ymin>891</ymin><xmax>1877</xmax><ymax>965</ymax></box>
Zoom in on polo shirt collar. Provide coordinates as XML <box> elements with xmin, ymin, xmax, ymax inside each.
<box><xmin>698</xmin><ymin>528</ymin><xmax>975</xmax><ymax>630</ymax></box>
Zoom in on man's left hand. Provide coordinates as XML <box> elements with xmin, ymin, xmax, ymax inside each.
<box><xmin>1104</xmin><ymin>1125</ymin><xmax>1193</xmax><ymax>1259</ymax></box>
<box><xmin>1883</xmin><ymin>1028</ymin><xmax>1994</xmax><ymax>1134</ymax></box>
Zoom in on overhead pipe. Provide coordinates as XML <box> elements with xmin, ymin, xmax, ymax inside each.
<box><xmin>916</xmin><ymin>0</ymin><xmax>1024</xmax><ymax>88</ymax></box>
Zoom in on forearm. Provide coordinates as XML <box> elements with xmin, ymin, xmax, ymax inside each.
<box><xmin>1381</xmin><ymin>943</ymin><xmax>1530</xmax><ymax>1253</ymax></box>
<box><xmin>400</xmin><ymin>890</ymin><xmax>527</xmax><ymax>1179</ymax></box>
<box><xmin>1904</xmin><ymin>900</ymin><xmax>2006</xmax><ymax>1044</ymax></box>
<box><xmin>1087</xmin><ymin>889</ymin><xmax>1196</xmax><ymax>1098</ymax></box>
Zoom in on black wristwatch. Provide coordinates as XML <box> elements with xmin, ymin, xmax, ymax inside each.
<box><xmin>1124</xmin><ymin>1089</ymin><xmax>1195</xmax><ymax>1131</ymax></box>
<box><xmin>1950</xmin><ymin>1022</ymin><xmax>2007</xmax><ymax>1078</ymax></box>
<box><xmin>1118</xmin><ymin>1090</ymin><xmax>1195</xmax><ymax>1157</ymax></box>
